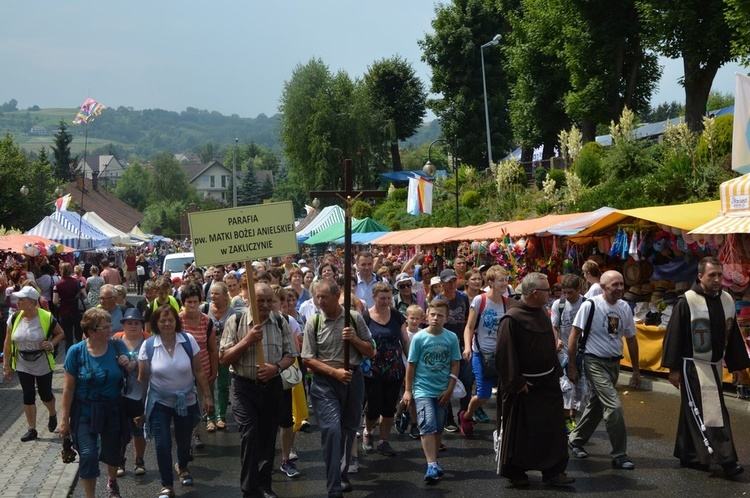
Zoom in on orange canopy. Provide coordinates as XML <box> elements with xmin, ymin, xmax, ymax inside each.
<box><xmin>0</xmin><ymin>235</ymin><xmax>76</xmax><ymax>254</ymax></box>
<box><xmin>445</xmin><ymin>213</ymin><xmax>584</xmax><ymax>241</ymax></box>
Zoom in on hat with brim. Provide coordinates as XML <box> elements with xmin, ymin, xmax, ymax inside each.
<box><xmin>395</xmin><ymin>273</ymin><xmax>415</xmax><ymax>287</ymax></box>
<box><xmin>120</xmin><ymin>308</ymin><xmax>146</xmax><ymax>323</ymax></box>
<box><xmin>430</xmin><ymin>276</ymin><xmax>442</xmax><ymax>287</ymax></box>
<box><xmin>624</xmin><ymin>291</ymin><xmax>639</xmax><ymax>302</ymax></box>
<box><xmin>623</xmin><ymin>260</ymin><xmax>642</xmax><ymax>286</ymax></box>
<box><xmin>640</xmin><ymin>261</ymin><xmax>654</xmax><ymax>281</ymax></box>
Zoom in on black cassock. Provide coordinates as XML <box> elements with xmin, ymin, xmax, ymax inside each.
<box><xmin>495</xmin><ymin>300</ymin><xmax>568</xmax><ymax>477</ymax></box>
<box><xmin>662</xmin><ymin>282</ymin><xmax>750</xmax><ymax>465</ymax></box>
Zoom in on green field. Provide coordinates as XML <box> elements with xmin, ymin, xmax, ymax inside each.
<box><xmin>13</xmin><ymin>134</ymin><xmax>128</xmax><ymax>155</ymax></box>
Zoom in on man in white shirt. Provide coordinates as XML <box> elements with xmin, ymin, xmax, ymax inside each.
<box><xmin>354</xmin><ymin>252</ymin><xmax>379</xmax><ymax>309</ymax></box>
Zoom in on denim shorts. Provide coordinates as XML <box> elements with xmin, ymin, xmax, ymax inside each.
<box><xmin>74</xmin><ymin>414</ymin><xmax>122</xmax><ymax>479</ymax></box>
<box><xmin>415</xmin><ymin>397</ymin><xmax>447</xmax><ymax>436</ymax></box>
<box><xmin>472</xmin><ymin>351</ymin><xmax>497</xmax><ymax>400</ymax></box>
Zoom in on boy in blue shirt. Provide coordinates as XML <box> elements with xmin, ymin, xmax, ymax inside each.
<box><xmin>403</xmin><ymin>299</ymin><xmax>461</xmax><ymax>484</ymax></box>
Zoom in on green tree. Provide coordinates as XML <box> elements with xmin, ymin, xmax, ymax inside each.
<box><xmin>725</xmin><ymin>0</ymin><xmax>750</xmax><ymax>65</ymax></box>
<box><xmin>0</xmin><ymin>134</ymin><xmax>36</xmax><ymax>230</ymax></box>
<box><xmin>237</xmin><ymin>168</ymin><xmax>260</xmax><ymax>206</ymax></box>
<box><xmin>115</xmin><ymin>162</ymin><xmax>151</xmax><ymax>211</ymax></box>
<box><xmin>504</xmin><ymin>0</ymin><xmax>570</xmax><ymax>159</ymax></box>
<box><xmin>51</xmin><ymin>120</ymin><xmax>77</xmax><ymax>181</ymax></box>
<box><xmin>638</xmin><ymin>0</ymin><xmax>735</xmax><ymax>132</ymax></box>
<box><xmin>141</xmin><ymin>199</ymin><xmax>188</xmax><ymax>238</ymax></box>
<box><xmin>420</xmin><ymin>0</ymin><xmax>513</xmax><ymax>169</ymax></box>
<box><xmin>364</xmin><ymin>56</ymin><xmax>427</xmax><ymax>172</ymax></box>
<box><xmin>149</xmin><ymin>153</ymin><xmax>195</xmax><ymax>203</ymax></box>
<box><xmin>560</xmin><ymin>0</ymin><xmax>660</xmax><ymax>142</ymax></box>
<box><xmin>279</xmin><ymin>58</ymin><xmax>385</xmax><ymax>194</ymax></box>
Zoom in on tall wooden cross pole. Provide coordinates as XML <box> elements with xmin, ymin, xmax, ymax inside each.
<box><xmin>310</xmin><ymin>159</ymin><xmax>385</xmax><ymax>369</ymax></box>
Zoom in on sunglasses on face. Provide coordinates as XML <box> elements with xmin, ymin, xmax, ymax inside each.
<box><xmin>398</xmin><ymin>283</ymin><xmax>412</xmax><ymax>290</ymax></box>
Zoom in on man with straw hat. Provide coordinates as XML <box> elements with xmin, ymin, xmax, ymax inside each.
<box><xmin>662</xmin><ymin>256</ymin><xmax>750</xmax><ymax>478</ymax></box>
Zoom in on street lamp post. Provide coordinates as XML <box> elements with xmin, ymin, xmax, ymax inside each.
<box><xmin>481</xmin><ymin>34</ymin><xmax>502</xmax><ymax>170</ymax></box>
<box><xmin>232</xmin><ymin>138</ymin><xmax>238</xmax><ymax>207</ymax></box>
<box><xmin>423</xmin><ymin>137</ymin><xmax>459</xmax><ymax>227</ymax></box>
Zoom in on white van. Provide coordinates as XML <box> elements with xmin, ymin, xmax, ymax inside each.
<box><xmin>162</xmin><ymin>252</ymin><xmax>195</xmax><ymax>276</ymax></box>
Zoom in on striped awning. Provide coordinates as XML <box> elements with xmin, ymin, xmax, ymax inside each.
<box><xmin>690</xmin><ymin>214</ymin><xmax>750</xmax><ymax>234</ymax></box>
<box><xmin>26</xmin><ymin>217</ymin><xmax>91</xmax><ymax>250</ymax></box>
<box><xmin>50</xmin><ymin>211</ymin><xmax>111</xmax><ymax>248</ymax></box>
<box><xmin>296</xmin><ymin>205</ymin><xmax>347</xmax><ymax>241</ymax></box>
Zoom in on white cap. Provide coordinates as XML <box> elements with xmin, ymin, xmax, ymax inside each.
<box><xmin>12</xmin><ymin>286</ymin><xmax>40</xmax><ymax>301</ymax></box>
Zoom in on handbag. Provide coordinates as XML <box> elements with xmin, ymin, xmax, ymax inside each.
<box><xmin>450</xmin><ymin>373</ymin><xmax>467</xmax><ymax>399</ymax></box>
<box><xmin>480</xmin><ymin>349</ymin><xmax>497</xmax><ymax>378</ymax></box>
<box><xmin>75</xmin><ymin>291</ymin><xmax>90</xmax><ymax>314</ymax></box>
<box><xmin>281</xmin><ymin>359</ymin><xmax>303</xmax><ymax>390</ymax></box>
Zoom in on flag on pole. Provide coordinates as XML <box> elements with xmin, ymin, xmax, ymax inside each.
<box><xmin>732</xmin><ymin>73</ymin><xmax>750</xmax><ymax>174</ymax></box>
<box><xmin>72</xmin><ymin>97</ymin><xmax>106</xmax><ymax>124</ymax></box>
<box><xmin>55</xmin><ymin>193</ymin><xmax>72</xmax><ymax>211</ymax></box>
<box><xmin>407</xmin><ymin>175</ymin><xmax>433</xmax><ymax>216</ymax></box>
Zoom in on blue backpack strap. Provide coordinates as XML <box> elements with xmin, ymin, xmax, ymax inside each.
<box><xmin>178</xmin><ymin>331</ymin><xmax>194</xmax><ymax>359</ymax></box>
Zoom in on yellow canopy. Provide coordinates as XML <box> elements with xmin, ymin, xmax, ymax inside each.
<box><xmin>570</xmin><ymin>200</ymin><xmax>721</xmax><ymax>242</ymax></box>
<box><xmin>690</xmin><ymin>214</ymin><xmax>750</xmax><ymax>234</ymax></box>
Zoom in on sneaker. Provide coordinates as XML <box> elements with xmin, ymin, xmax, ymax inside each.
<box><xmin>280</xmin><ymin>459</ymin><xmax>301</xmax><ymax>478</ymax></box>
<box><xmin>409</xmin><ymin>423</ymin><xmax>420</xmax><ymax>439</ymax></box>
<box><xmin>434</xmin><ymin>462</ymin><xmax>445</xmax><ymax>476</ymax></box>
<box><xmin>192</xmin><ymin>433</ymin><xmax>205</xmax><ymax>449</ymax></box>
<box><xmin>289</xmin><ymin>447</ymin><xmax>299</xmax><ymax>461</ymax></box>
<box><xmin>424</xmin><ymin>465</ymin><xmax>440</xmax><ymax>484</ymax></box>
<box><xmin>474</xmin><ymin>408</ymin><xmax>490</xmax><ymax>423</ymax></box>
<box><xmin>612</xmin><ymin>457</ymin><xmax>635</xmax><ymax>470</ymax></box>
<box><xmin>299</xmin><ymin>420</ymin><xmax>312</xmax><ymax>433</ymax></box>
<box><xmin>48</xmin><ymin>414</ymin><xmax>58</xmax><ymax>432</ymax></box>
<box><xmin>116</xmin><ymin>466</ymin><xmax>125</xmax><ymax>477</ymax></box>
<box><xmin>134</xmin><ymin>458</ymin><xmax>146</xmax><ymax>475</ymax></box>
<box><xmin>20</xmin><ymin>428</ymin><xmax>38</xmax><ymax>442</ymax></box>
<box><xmin>107</xmin><ymin>480</ymin><xmax>121</xmax><ymax>498</ymax></box>
<box><xmin>458</xmin><ymin>410</ymin><xmax>474</xmax><ymax>439</ymax></box>
<box><xmin>568</xmin><ymin>440</ymin><xmax>588</xmax><ymax>459</ymax></box>
<box><xmin>362</xmin><ymin>431</ymin><xmax>374</xmax><ymax>452</ymax></box>
<box><xmin>444</xmin><ymin>422</ymin><xmax>458</xmax><ymax>433</ymax></box>
<box><xmin>348</xmin><ymin>457</ymin><xmax>360</xmax><ymax>474</ymax></box>
<box><xmin>377</xmin><ymin>440</ymin><xmax>396</xmax><ymax>457</ymax></box>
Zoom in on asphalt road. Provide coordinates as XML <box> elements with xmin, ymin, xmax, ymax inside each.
<box><xmin>74</xmin><ymin>384</ymin><xmax>750</xmax><ymax>498</ymax></box>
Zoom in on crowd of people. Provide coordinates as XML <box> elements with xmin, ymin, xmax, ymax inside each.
<box><xmin>1</xmin><ymin>246</ymin><xmax>748</xmax><ymax>497</ymax></box>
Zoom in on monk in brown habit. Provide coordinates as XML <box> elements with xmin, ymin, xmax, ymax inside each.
<box><xmin>495</xmin><ymin>272</ymin><xmax>574</xmax><ymax>487</ymax></box>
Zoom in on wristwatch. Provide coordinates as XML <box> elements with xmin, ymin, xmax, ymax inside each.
<box><xmin>275</xmin><ymin>363</ymin><xmax>282</xmax><ymax>376</ymax></box>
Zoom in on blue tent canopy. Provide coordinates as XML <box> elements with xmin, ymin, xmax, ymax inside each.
<box><xmin>332</xmin><ymin>231</ymin><xmax>390</xmax><ymax>245</ymax></box>
<box><xmin>27</xmin><ymin>217</ymin><xmax>94</xmax><ymax>250</ymax></box>
<box><xmin>379</xmin><ymin>170</ymin><xmax>447</xmax><ymax>187</ymax></box>
<box><xmin>50</xmin><ymin>210</ymin><xmax>112</xmax><ymax>249</ymax></box>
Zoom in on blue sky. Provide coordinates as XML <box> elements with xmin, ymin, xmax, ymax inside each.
<box><xmin>1</xmin><ymin>0</ymin><xmax>746</xmax><ymax>118</ymax></box>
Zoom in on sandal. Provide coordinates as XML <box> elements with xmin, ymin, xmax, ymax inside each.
<box><xmin>157</xmin><ymin>487</ymin><xmax>174</xmax><ymax>498</ymax></box>
<box><xmin>216</xmin><ymin>419</ymin><xmax>226</xmax><ymax>431</ymax></box>
<box><xmin>206</xmin><ymin>420</ymin><xmax>216</xmax><ymax>433</ymax></box>
<box><xmin>175</xmin><ymin>463</ymin><xmax>194</xmax><ymax>486</ymax></box>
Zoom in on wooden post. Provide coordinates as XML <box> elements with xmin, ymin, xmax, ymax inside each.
<box><xmin>310</xmin><ymin>159</ymin><xmax>385</xmax><ymax>369</ymax></box>
<box><xmin>244</xmin><ymin>260</ymin><xmax>265</xmax><ymax>365</ymax></box>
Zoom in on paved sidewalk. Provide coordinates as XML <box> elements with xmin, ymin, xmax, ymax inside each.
<box><xmin>0</xmin><ymin>358</ymin><xmax>78</xmax><ymax>498</ymax></box>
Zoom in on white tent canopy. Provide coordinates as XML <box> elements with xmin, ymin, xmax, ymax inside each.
<box><xmin>296</xmin><ymin>205</ymin><xmax>346</xmax><ymax>242</ymax></box>
<box><xmin>83</xmin><ymin>212</ymin><xmax>133</xmax><ymax>245</ymax></box>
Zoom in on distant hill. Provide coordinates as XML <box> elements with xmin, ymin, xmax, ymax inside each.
<box><xmin>1</xmin><ymin>106</ymin><xmax>441</xmax><ymax>160</ymax></box>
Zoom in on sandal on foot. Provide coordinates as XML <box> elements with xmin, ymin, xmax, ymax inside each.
<box><xmin>175</xmin><ymin>463</ymin><xmax>193</xmax><ymax>485</ymax></box>
<box><xmin>157</xmin><ymin>487</ymin><xmax>175</xmax><ymax>498</ymax></box>
<box><xmin>206</xmin><ymin>420</ymin><xmax>216</xmax><ymax>432</ymax></box>
<box><xmin>216</xmin><ymin>419</ymin><xmax>226</xmax><ymax>430</ymax></box>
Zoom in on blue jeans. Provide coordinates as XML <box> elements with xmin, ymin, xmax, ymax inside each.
<box><xmin>472</xmin><ymin>351</ymin><xmax>497</xmax><ymax>400</ymax></box>
<box><xmin>149</xmin><ymin>402</ymin><xmax>200</xmax><ymax>486</ymax></box>
<box><xmin>74</xmin><ymin>414</ymin><xmax>122</xmax><ymax>479</ymax></box>
<box><xmin>416</xmin><ymin>398</ymin><xmax>447</xmax><ymax>436</ymax></box>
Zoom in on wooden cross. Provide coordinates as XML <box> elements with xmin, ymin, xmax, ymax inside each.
<box><xmin>310</xmin><ymin>159</ymin><xmax>386</xmax><ymax>369</ymax></box>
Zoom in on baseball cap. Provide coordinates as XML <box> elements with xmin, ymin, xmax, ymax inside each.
<box><xmin>298</xmin><ymin>259</ymin><xmax>307</xmax><ymax>265</ymax></box>
<box><xmin>12</xmin><ymin>286</ymin><xmax>40</xmax><ymax>301</ymax></box>
<box><xmin>440</xmin><ymin>269</ymin><xmax>458</xmax><ymax>282</ymax></box>
<box><xmin>430</xmin><ymin>276</ymin><xmax>442</xmax><ymax>287</ymax></box>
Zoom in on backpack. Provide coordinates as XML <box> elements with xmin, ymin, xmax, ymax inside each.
<box><xmin>143</xmin><ymin>331</ymin><xmax>194</xmax><ymax>362</ymax></box>
<box><xmin>557</xmin><ymin>296</ymin><xmax>587</xmax><ymax>325</ymax></box>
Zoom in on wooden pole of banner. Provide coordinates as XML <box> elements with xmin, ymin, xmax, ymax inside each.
<box><xmin>244</xmin><ymin>260</ymin><xmax>265</xmax><ymax>365</ymax></box>
<box><xmin>310</xmin><ymin>159</ymin><xmax>385</xmax><ymax>370</ymax></box>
